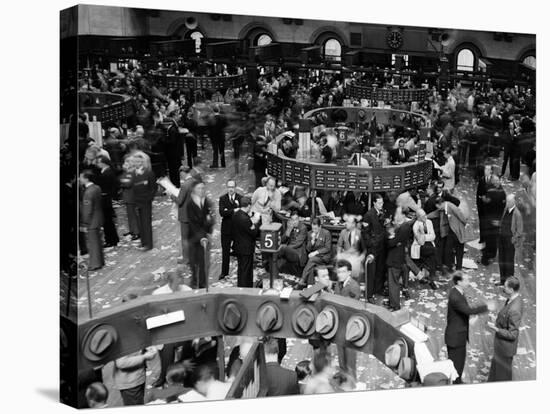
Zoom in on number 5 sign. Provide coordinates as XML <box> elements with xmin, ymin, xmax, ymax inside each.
<box><xmin>260</xmin><ymin>223</ymin><xmax>282</xmax><ymax>253</ymax></box>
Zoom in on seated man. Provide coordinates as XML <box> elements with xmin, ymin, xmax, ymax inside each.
<box><xmin>389</xmin><ymin>139</ymin><xmax>411</xmax><ymax>164</ymax></box>
<box><xmin>277</xmin><ymin>208</ymin><xmax>308</xmax><ymax>275</ymax></box>
<box><xmin>298</xmin><ymin>218</ymin><xmax>333</xmax><ymax>287</ymax></box>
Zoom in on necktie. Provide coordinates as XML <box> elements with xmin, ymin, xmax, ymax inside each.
<box><xmin>349</xmin><ymin>231</ymin><xmax>353</xmax><ymax>246</ymax></box>
<box><xmin>505</xmin><ymin>298</ymin><xmax>510</xmax><ymax>307</ymax></box>
<box><xmin>400</xmin><ymin>149</ymin><xmax>404</xmax><ymax>159</ymax></box>
<box><xmin>424</xmin><ymin>223</ymin><xmax>428</xmax><ymax>233</ymax></box>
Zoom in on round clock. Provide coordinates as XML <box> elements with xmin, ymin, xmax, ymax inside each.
<box><xmin>387</xmin><ymin>30</ymin><xmax>403</xmax><ymax>49</ymax></box>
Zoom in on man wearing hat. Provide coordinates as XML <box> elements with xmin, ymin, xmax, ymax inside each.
<box><xmin>232</xmin><ymin>196</ymin><xmax>261</xmax><ymax>287</ymax></box>
<box><xmin>335</xmin><ymin>260</ymin><xmax>361</xmax><ymax>379</ymax></box>
<box><xmin>487</xmin><ymin>276</ymin><xmax>523</xmax><ymax>382</ymax></box>
<box><xmin>444</xmin><ymin>272</ymin><xmax>491</xmax><ymax>384</ymax></box>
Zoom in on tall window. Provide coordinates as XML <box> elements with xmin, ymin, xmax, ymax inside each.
<box><xmin>256</xmin><ymin>34</ymin><xmax>272</xmax><ymax>46</ymax></box>
<box><xmin>391</xmin><ymin>54</ymin><xmax>409</xmax><ymax>67</ymax></box>
<box><xmin>456</xmin><ymin>48</ymin><xmax>475</xmax><ymax>71</ymax></box>
<box><xmin>324</xmin><ymin>38</ymin><xmax>342</xmax><ymax>61</ymax></box>
<box><xmin>523</xmin><ymin>55</ymin><xmax>536</xmax><ymax>69</ymax></box>
<box><xmin>189</xmin><ymin>31</ymin><xmax>204</xmax><ymax>53</ymax></box>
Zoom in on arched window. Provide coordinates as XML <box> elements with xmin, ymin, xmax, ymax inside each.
<box><xmin>189</xmin><ymin>31</ymin><xmax>204</xmax><ymax>54</ymax></box>
<box><xmin>324</xmin><ymin>38</ymin><xmax>342</xmax><ymax>61</ymax></box>
<box><xmin>256</xmin><ymin>34</ymin><xmax>272</xmax><ymax>46</ymax></box>
<box><xmin>456</xmin><ymin>48</ymin><xmax>475</xmax><ymax>72</ymax></box>
<box><xmin>523</xmin><ymin>55</ymin><xmax>536</xmax><ymax>69</ymax></box>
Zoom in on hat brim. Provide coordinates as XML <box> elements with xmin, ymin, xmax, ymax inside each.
<box><xmin>315</xmin><ymin>305</ymin><xmax>339</xmax><ymax>340</ymax></box>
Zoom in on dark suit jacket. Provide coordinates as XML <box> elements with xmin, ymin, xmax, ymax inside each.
<box><xmin>282</xmin><ymin>222</ymin><xmax>308</xmax><ymax>265</ymax></box>
<box><xmin>493</xmin><ymin>295</ymin><xmax>523</xmax><ymax>358</ymax></box>
<box><xmin>265</xmin><ymin>362</ymin><xmax>299</xmax><ymax>397</ymax></box>
<box><xmin>306</xmin><ymin>228</ymin><xmax>332</xmax><ymax>263</ymax></box>
<box><xmin>80</xmin><ymin>184</ymin><xmax>103</xmax><ymax>229</ymax></box>
<box><xmin>174</xmin><ymin>178</ymin><xmax>196</xmax><ymax>223</ymax></box>
<box><xmin>476</xmin><ymin>175</ymin><xmax>492</xmax><ymax>210</ymax></box>
<box><xmin>362</xmin><ymin>208</ymin><xmax>386</xmax><ymax>253</ymax></box>
<box><xmin>337</xmin><ymin>228</ymin><xmax>365</xmax><ymax>253</ymax></box>
<box><xmin>444</xmin><ymin>287</ymin><xmax>488</xmax><ymax>348</ymax></box>
<box><xmin>187</xmin><ymin>197</ymin><xmax>215</xmax><ymax>244</ymax></box>
<box><xmin>385</xmin><ymin>222</ymin><xmax>411</xmax><ymax>268</ymax></box>
<box><xmin>219</xmin><ymin>193</ymin><xmax>243</xmax><ymax>235</ymax></box>
<box><xmin>335</xmin><ymin>277</ymin><xmax>361</xmax><ymax>300</ymax></box>
<box><xmin>343</xmin><ymin>192</ymin><xmax>368</xmax><ymax>216</ymax></box>
<box><xmin>96</xmin><ymin>167</ymin><xmax>118</xmax><ymax>198</ymax></box>
<box><xmin>132</xmin><ymin>169</ymin><xmax>157</xmax><ymax>204</ymax></box>
<box><xmin>389</xmin><ymin>148</ymin><xmax>411</xmax><ymax>164</ymax></box>
<box><xmin>232</xmin><ymin>210</ymin><xmax>259</xmax><ymax>256</ymax></box>
<box><xmin>486</xmin><ymin>187</ymin><xmax>506</xmax><ymax>223</ymax></box>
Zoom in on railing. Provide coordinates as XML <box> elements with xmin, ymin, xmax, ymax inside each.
<box><xmin>78</xmin><ymin>92</ymin><xmax>135</xmax><ymax>124</ymax></box>
<box><xmin>226</xmin><ymin>342</ymin><xmax>268</xmax><ymax>399</ymax></box>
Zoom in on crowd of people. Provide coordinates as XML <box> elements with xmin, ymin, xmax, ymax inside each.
<box><xmin>65</xmin><ymin>57</ymin><xmax>536</xmax><ymax>408</ymax></box>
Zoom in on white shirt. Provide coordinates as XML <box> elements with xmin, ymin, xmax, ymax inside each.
<box><xmin>412</xmin><ymin>219</ymin><xmax>436</xmax><ymax>246</ymax></box>
<box><xmin>152</xmin><ymin>284</ymin><xmax>192</xmax><ymax>295</ymax></box>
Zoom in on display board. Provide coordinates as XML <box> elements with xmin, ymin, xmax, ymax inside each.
<box><xmin>153</xmin><ymin>73</ymin><xmax>248</xmax><ymax>90</ymax></box>
<box><xmin>266</xmin><ymin>152</ymin><xmax>432</xmax><ymax>193</ymax></box>
<box><xmin>346</xmin><ymin>85</ymin><xmax>430</xmax><ymax>103</ymax></box>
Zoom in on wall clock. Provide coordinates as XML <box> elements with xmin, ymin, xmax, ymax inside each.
<box><xmin>387</xmin><ymin>30</ymin><xmax>403</xmax><ymax>49</ymax></box>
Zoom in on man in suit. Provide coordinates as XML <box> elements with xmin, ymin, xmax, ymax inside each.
<box><xmin>362</xmin><ymin>193</ymin><xmax>387</xmax><ymax>301</ymax></box>
<box><xmin>173</xmin><ymin>167</ymin><xmax>197</xmax><ymax>266</ymax></box>
<box><xmin>164</xmin><ymin>111</ymin><xmax>185</xmax><ymax>188</ymax></box>
<box><xmin>79</xmin><ymin>170</ymin><xmax>104</xmax><ymax>271</ymax></box>
<box><xmin>264</xmin><ymin>337</ymin><xmax>299</xmax><ymax>396</ymax></box>
<box><xmin>488</xmin><ymin>276</ymin><xmax>523</xmax><ymax>382</ymax></box>
<box><xmin>434</xmin><ymin>147</ymin><xmax>456</xmax><ymax>192</ymax></box>
<box><xmin>482</xmin><ymin>175</ymin><xmax>506</xmax><ymax>265</ymax></box>
<box><xmin>498</xmin><ymin>194</ymin><xmax>524</xmax><ymax>286</ymax></box>
<box><xmin>218</xmin><ymin>179</ymin><xmax>242</xmax><ymax>279</ymax></box>
<box><xmin>232</xmin><ymin>196</ymin><xmax>261</xmax><ymax>287</ymax></box>
<box><xmin>335</xmin><ymin>260</ymin><xmax>361</xmax><ymax>379</ymax></box>
<box><xmin>444</xmin><ymin>272</ymin><xmax>490</xmax><ymax>384</ymax></box>
<box><xmin>389</xmin><ymin>139</ymin><xmax>411</xmax><ymax>164</ymax></box>
<box><xmin>385</xmin><ymin>212</ymin><xmax>411</xmax><ymax>312</ymax></box>
<box><xmin>95</xmin><ymin>155</ymin><xmax>119</xmax><ymax>248</ymax></box>
<box><xmin>298</xmin><ymin>217</ymin><xmax>333</xmax><ymax>287</ymax></box>
<box><xmin>277</xmin><ymin>208</ymin><xmax>308</xmax><ymax>275</ymax></box>
<box><xmin>187</xmin><ymin>181</ymin><xmax>215</xmax><ymax>288</ymax></box>
<box><xmin>209</xmin><ymin>105</ymin><xmax>227</xmax><ymax>168</ymax></box>
<box><xmin>476</xmin><ymin>164</ymin><xmax>493</xmax><ymax>247</ymax></box>
<box><xmin>337</xmin><ymin>217</ymin><xmax>365</xmax><ymax>254</ymax></box>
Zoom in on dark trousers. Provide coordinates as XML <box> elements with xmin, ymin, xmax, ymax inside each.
<box><xmin>166</xmin><ymin>156</ymin><xmax>182</xmax><ymax>189</ymax></box>
<box><xmin>387</xmin><ymin>266</ymin><xmax>402</xmax><ymax>309</ymax></box>
<box><xmin>447</xmin><ymin>345</ymin><xmax>466</xmax><ymax>384</ymax></box>
<box><xmin>221</xmin><ymin>232</ymin><xmax>233</xmax><ymax>277</ymax></box>
<box><xmin>185</xmin><ymin>140</ymin><xmax>197</xmax><ymax>168</ymax></box>
<box><xmin>488</xmin><ymin>353</ymin><xmax>513</xmax><ymax>382</ymax></box>
<box><xmin>419</xmin><ymin>243</ymin><xmax>436</xmax><ymax>279</ymax></box>
<box><xmin>85</xmin><ymin>229</ymin><xmax>104</xmax><ymax>269</ymax></box>
<box><xmin>435</xmin><ymin>234</ymin><xmax>446</xmax><ymax>270</ymax></box>
<box><xmin>483</xmin><ymin>224</ymin><xmax>499</xmax><ymax>260</ymax></box>
<box><xmin>365</xmin><ymin>260</ymin><xmax>375</xmax><ymax>299</ymax></box>
<box><xmin>445</xmin><ymin>231</ymin><xmax>464</xmax><ymax>270</ymax></box>
<box><xmin>102</xmin><ymin>197</ymin><xmax>119</xmax><ymax>246</ymax></box>
<box><xmin>501</xmin><ymin>150</ymin><xmax>510</xmax><ymax>176</ymax></box>
<box><xmin>79</xmin><ymin>231</ymin><xmax>88</xmax><ymax>255</ymax></box>
<box><xmin>157</xmin><ymin>342</ymin><xmax>186</xmax><ymax>384</ymax></box>
<box><xmin>180</xmin><ymin>222</ymin><xmax>190</xmax><ymax>264</ymax></box>
<box><xmin>301</xmin><ymin>256</ymin><xmax>329</xmax><ymax>286</ymax></box>
<box><xmin>126</xmin><ymin>203</ymin><xmax>140</xmax><ymax>236</ymax></box>
<box><xmin>337</xmin><ymin>345</ymin><xmax>357</xmax><ymax>379</ymax></box>
<box><xmin>237</xmin><ymin>254</ymin><xmax>254</xmax><ymax>287</ymax></box>
<box><xmin>120</xmin><ymin>383</ymin><xmax>145</xmax><ymax>406</ymax></box>
<box><xmin>498</xmin><ymin>236</ymin><xmax>515</xmax><ymax>283</ymax></box>
<box><xmin>211</xmin><ymin>137</ymin><xmax>225</xmax><ymax>167</ymax></box>
<box><xmin>278</xmin><ymin>338</ymin><xmax>287</xmax><ymax>364</ymax></box>
<box><xmin>189</xmin><ymin>242</ymin><xmax>207</xmax><ymax>288</ymax></box>
<box><xmin>509</xmin><ymin>154</ymin><xmax>520</xmax><ymax>180</ymax></box>
<box><xmin>373</xmin><ymin>248</ymin><xmax>386</xmax><ymax>295</ymax></box>
<box><xmin>136</xmin><ymin>201</ymin><xmax>153</xmax><ymax>249</ymax></box>
<box><xmin>277</xmin><ymin>246</ymin><xmax>302</xmax><ymax>275</ymax></box>
<box><xmin>477</xmin><ymin>206</ymin><xmax>487</xmax><ymax>243</ymax></box>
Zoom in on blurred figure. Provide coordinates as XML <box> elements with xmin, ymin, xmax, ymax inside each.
<box><xmin>173</xmin><ymin>167</ymin><xmax>197</xmax><ymax>266</ymax></box>
<box><xmin>412</xmin><ymin>209</ymin><xmax>437</xmax><ymax>289</ymax></box>
<box><xmin>251</xmin><ymin>176</ymin><xmax>281</xmax><ymax>225</ymax></box>
<box><xmin>85</xmin><ymin>382</ymin><xmax>108</xmax><ymax>409</ymax></box>
<box><xmin>295</xmin><ymin>360</ymin><xmax>312</xmax><ymax>394</ymax></box>
<box><xmin>476</xmin><ymin>165</ymin><xmax>493</xmax><ymax>246</ymax></box>
<box><xmin>132</xmin><ymin>151</ymin><xmax>157</xmax><ymax>251</ymax></box>
<box><xmin>482</xmin><ymin>175</ymin><xmax>506</xmax><ymax>265</ymax></box>
<box><xmin>209</xmin><ymin>105</ymin><xmax>227</xmax><ymax>168</ymax></box>
<box><xmin>498</xmin><ymin>194</ymin><xmax>524</xmax><ymax>286</ymax></box>
<box><xmin>119</xmin><ymin>156</ymin><xmax>140</xmax><ymax>240</ymax></box>
<box><xmin>232</xmin><ymin>196</ymin><xmax>261</xmax><ymax>287</ymax></box>
<box><xmin>79</xmin><ymin>170</ymin><xmax>104</xmax><ymax>271</ymax></box>
<box><xmin>303</xmin><ymin>349</ymin><xmax>335</xmax><ymax>395</ymax></box>
<box><xmin>187</xmin><ymin>181</ymin><xmax>215</xmax><ymax>288</ymax></box>
<box><xmin>336</xmin><ymin>216</ymin><xmax>365</xmax><ymax>279</ymax></box>
<box><xmin>181</xmin><ymin>365</ymin><xmax>230</xmax><ymax>402</ymax></box>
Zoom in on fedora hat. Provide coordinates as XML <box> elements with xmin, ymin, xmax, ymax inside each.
<box><xmin>384</xmin><ymin>337</ymin><xmax>409</xmax><ymax>368</ymax></box>
<box><xmin>82</xmin><ymin>324</ymin><xmax>118</xmax><ymax>361</ymax></box>
<box><xmin>397</xmin><ymin>357</ymin><xmax>417</xmax><ymax>381</ymax></box>
<box><xmin>315</xmin><ymin>306</ymin><xmax>339</xmax><ymax>340</ymax></box>
<box><xmin>423</xmin><ymin>372</ymin><xmax>450</xmax><ymax>386</ymax></box>
<box><xmin>217</xmin><ymin>299</ymin><xmax>248</xmax><ymax>334</ymax></box>
<box><xmin>291</xmin><ymin>305</ymin><xmax>318</xmax><ymax>337</ymax></box>
<box><xmin>345</xmin><ymin>315</ymin><xmax>371</xmax><ymax>347</ymax></box>
<box><xmin>394</xmin><ymin>337</ymin><xmax>409</xmax><ymax>359</ymax></box>
<box><xmin>256</xmin><ymin>302</ymin><xmax>283</xmax><ymax>333</ymax></box>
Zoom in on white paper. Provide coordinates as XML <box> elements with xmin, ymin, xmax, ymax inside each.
<box><xmin>157</xmin><ymin>177</ymin><xmax>180</xmax><ymax>197</ymax></box>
